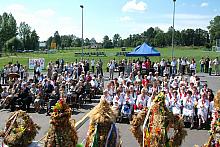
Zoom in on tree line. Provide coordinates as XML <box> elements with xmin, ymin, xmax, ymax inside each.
<box><xmin>47</xmin><ymin>16</ymin><xmax>220</xmax><ymax>49</ymax></box>
<box><xmin>0</xmin><ymin>12</ymin><xmax>39</xmax><ymax>54</ymax></box>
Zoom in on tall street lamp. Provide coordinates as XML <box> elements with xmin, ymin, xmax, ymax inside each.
<box><xmin>80</xmin><ymin>5</ymin><xmax>84</xmax><ymax>58</ymax></box>
<box><xmin>171</xmin><ymin>0</ymin><xmax>176</xmax><ymax>59</ymax></box>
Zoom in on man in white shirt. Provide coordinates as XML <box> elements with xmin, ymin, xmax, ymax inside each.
<box><xmin>91</xmin><ymin>59</ymin><xmax>95</xmax><ymax>73</ymax></box>
<box><xmin>160</xmin><ymin>59</ymin><xmax>166</xmax><ymax>76</ymax></box>
<box><xmin>109</xmin><ymin>60</ymin><xmax>115</xmax><ymax>80</ymax></box>
<box><xmin>171</xmin><ymin>58</ymin><xmax>177</xmax><ymax>75</ymax></box>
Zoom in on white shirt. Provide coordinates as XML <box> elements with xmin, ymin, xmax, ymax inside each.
<box><xmin>113</xmin><ymin>94</ymin><xmax>123</xmax><ymax>106</ymax></box>
<box><xmin>160</xmin><ymin>61</ymin><xmax>166</xmax><ymax>67</ymax></box>
<box><xmin>171</xmin><ymin>60</ymin><xmax>177</xmax><ymax>67</ymax></box>
<box><xmin>91</xmin><ymin>80</ymin><xmax>98</xmax><ymax>88</ymax></box>
<box><xmin>190</xmin><ymin>63</ymin><xmax>196</xmax><ymax>70</ymax></box>
<box><xmin>91</xmin><ymin>60</ymin><xmax>95</xmax><ymax>66</ymax></box>
<box><xmin>109</xmin><ymin>63</ymin><xmax>115</xmax><ymax>70</ymax></box>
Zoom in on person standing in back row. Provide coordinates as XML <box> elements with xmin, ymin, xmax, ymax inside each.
<box><xmin>205</xmin><ymin>57</ymin><xmax>209</xmax><ymax>73</ymax></box>
<box><xmin>199</xmin><ymin>57</ymin><xmax>205</xmax><ymax>73</ymax></box>
<box><xmin>213</xmin><ymin>57</ymin><xmax>219</xmax><ymax>76</ymax></box>
<box><xmin>91</xmin><ymin>59</ymin><xmax>95</xmax><ymax>73</ymax></box>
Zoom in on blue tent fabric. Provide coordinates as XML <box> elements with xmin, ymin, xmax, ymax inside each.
<box><xmin>126</xmin><ymin>43</ymin><xmax>160</xmax><ymax>57</ymax></box>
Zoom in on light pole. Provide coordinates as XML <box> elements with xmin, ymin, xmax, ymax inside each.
<box><xmin>171</xmin><ymin>0</ymin><xmax>176</xmax><ymax>59</ymax></box>
<box><xmin>80</xmin><ymin>5</ymin><xmax>84</xmax><ymax>58</ymax></box>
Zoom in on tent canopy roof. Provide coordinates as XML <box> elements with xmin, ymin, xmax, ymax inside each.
<box><xmin>126</xmin><ymin>42</ymin><xmax>160</xmax><ymax>57</ymax></box>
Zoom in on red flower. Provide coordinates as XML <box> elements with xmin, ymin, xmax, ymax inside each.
<box><xmin>59</xmin><ymin>98</ymin><xmax>64</xmax><ymax>105</ymax></box>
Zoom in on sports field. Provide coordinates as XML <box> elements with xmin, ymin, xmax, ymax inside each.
<box><xmin>0</xmin><ymin>46</ymin><xmax>219</xmax><ymax>71</ymax></box>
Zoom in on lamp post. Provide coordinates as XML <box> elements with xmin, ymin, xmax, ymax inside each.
<box><xmin>171</xmin><ymin>0</ymin><xmax>176</xmax><ymax>59</ymax></box>
<box><xmin>80</xmin><ymin>5</ymin><xmax>84</xmax><ymax>58</ymax></box>
<box><xmin>0</xmin><ymin>28</ymin><xmax>2</xmax><ymax>57</ymax></box>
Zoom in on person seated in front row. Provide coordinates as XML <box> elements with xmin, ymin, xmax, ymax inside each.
<box><xmin>182</xmin><ymin>91</ymin><xmax>195</xmax><ymax>129</ymax></box>
<box><xmin>197</xmin><ymin>93</ymin><xmax>209</xmax><ymax>129</ymax></box>
<box><xmin>170</xmin><ymin>90</ymin><xmax>182</xmax><ymax>115</ymax></box>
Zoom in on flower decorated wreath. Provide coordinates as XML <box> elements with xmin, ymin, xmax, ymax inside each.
<box><xmin>131</xmin><ymin>92</ymin><xmax>187</xmax><ymax>147</ymax></box>
<box><xmin>44</xmin><ymin>98</ymin><xmax>78</xmax><ymax>147</ymax></box>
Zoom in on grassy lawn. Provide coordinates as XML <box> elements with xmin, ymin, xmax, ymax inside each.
<box><xmin>0</xmin><ymin>46</ymin><xmax>219</xmax><ymax>72</ymax></box>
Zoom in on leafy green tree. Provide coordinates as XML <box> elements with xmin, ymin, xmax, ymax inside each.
<box><xmin>5</xmin><ymin>37</ymin><xmax>23</xmax><ymax>53</ymax></box>
<box><xmin>19</xmin><ymin>22</ymin><xmax>31</xmax><ymax>50</ymax></box>
<box><xmin>84</xmin><ymin>38</ymin><xmax>90</xmax><ymax>46</ymax></box>
<box><xmin>208</xmin><ymin>16</ymin><xmax>220</xmax><ymax>44</ymax></box>
<box><xmin>165</xmin><ymin>27</ymin><xmax>173</xmax><ymax>46</ymax></box>
<box><xmin>46</xmin><ymin>36</ymin><xmax>53</xmax><ymax>49</ymax></box>
<box><xmin>61</xmin><ymin>35</ymin><xmax>72</xmax><ymax>48</ymax></box>
<box><xmin>90</xmin><ymin>38</ymin><xmax>97</xmax><ymax>45</ymax></box>
<box><xmin>0</xmin><ymin>12</ymin><xmax>17</xmax><ymax>53</ymax></box>
<box><xmin>144</xmin><ymin>27</ymin><xmax>155</xmax><ymax>44</ymax></box>
<box><xmin>54</xmin><ymin>31</ymin><xmax>61</xmax><ymax>49</ymax></box>
<box><xmin>154</xmin><ymin>32</ymin><xmax>166</xmax><ymax>47</ymax></box>
<box><xmin>113</xmin><ymin>34</ymin><xmax>121</xmax><ymax>47</ymax></box>
<box><xmin>103</xmin><ymin>35</ymin><xmax>113</xmax><ymax>48</ymax></box>
<box><xmin>73</xmin><ymin>38</ymin><xmax>82</xmax><ymax>47</ymax></box>
<box><xmin>30</xmin><ymin>30</ymin><xmax>39</xmax><ymax>50</ymax></box>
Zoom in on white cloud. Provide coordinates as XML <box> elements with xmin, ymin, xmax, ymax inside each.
<box><xmin>120</xmin><ymin>16</ymin><xmax>132</xmax><ymax>22</ymax></box>
<box><xmin>200</xmin><ymin>2</ymin><xmax>208</xmax><ymax>7</ymax></box>
<box><xmin>1</xmin><ymin>3</ymin><xmax>80</xmax><ymax>41</ymax></box>
<box><xmin>122</xmin><ymin>0</ymin><xmax>147</xmax><ymax>12</ymax></box>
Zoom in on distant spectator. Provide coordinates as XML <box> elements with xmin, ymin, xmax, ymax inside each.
<box><xmin>199</xmin><ymin>57</ymin><xmax>205</xmax><ymax>73</ymax></box>
<box><xmin>209</xmin><ymin>59</ymin><xmax>213</xmax><ymax>76</ymax></box>
<box><xmin>205</xmin><ymin>57</ymin><xmax>210</xmax><ymax>73</ymax></box>
<box><xmin>91</xmin><ymin>59</ymin><xmax>95</xmax><ymax>73</ymax></box>
<box><xmin>213</xmin><ymin>57</ymin><xmax>219</xmax><ymax>76</ymax></box>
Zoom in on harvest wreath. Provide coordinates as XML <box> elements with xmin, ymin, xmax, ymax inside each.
<box><xmin>131</xmin><ymin>92</ymin><xmax>187</xmax><ymax>147</ymax></box>
<box><xmin>44</xmin><ymin>98</ymin><xmax>78</xmax><ymax>147</ymax></box>
<box><xmin>0</xmin><ymin>110</ymin><xmax>40</xmax><ymax>147</ymax></box>
<box><xmin>85</xmin><ymin>98</ymin><xmax>121</xmax><ymax>147</ymax></box>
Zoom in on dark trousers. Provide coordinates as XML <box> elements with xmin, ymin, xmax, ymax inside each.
<box><xmin>205</xmin><ymin>65</ymin><xmax>209</xmax><ymax>73</ymax></box>
<box><xmin>209</xmin><ymin>68</ymin><xmax>212</xmax><ymax>76</ymax></box>
<box><xmin>92</xmin><ymin>66</ymin><xmax>94</xmax><ymax>73</ymax></box>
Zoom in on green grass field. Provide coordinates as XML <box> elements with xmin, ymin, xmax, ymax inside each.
<box><xmin>0</xmin><ymin>46</ymin><xmax>219</xmax><ymax>72</ymax></box>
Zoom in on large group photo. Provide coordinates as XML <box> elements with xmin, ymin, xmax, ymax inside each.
<box><xmin>0</xmin><ymin>0</ymin><xmax>220</xmax><ymax>147</ymax></box>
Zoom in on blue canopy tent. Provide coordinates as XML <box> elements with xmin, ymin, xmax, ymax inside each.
<box><xmin>126</xmin><ymin>43</ymin><xmax>160</xmax><ymax>57</ymax></box>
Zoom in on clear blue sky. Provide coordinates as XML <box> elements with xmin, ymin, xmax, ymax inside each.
<box><xmin>0</xmin><ymin>0</ymin><xmax>219</xmax><ymax>42</ymax></box>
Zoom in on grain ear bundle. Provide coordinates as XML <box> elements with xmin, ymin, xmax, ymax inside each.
<box><xmin>85</xmin><ymin>98</ymin><xmax>121</xmax><ymax>147</ymax></box>
<box><xmin>0</xmin><ymin>110</ymin><xmax>40</xmax><ymax>147</ymax></box>
<box><xmin>44</xmin><ymin>99</ymin><xmax>78</xmax><ymax>147</ymax></box>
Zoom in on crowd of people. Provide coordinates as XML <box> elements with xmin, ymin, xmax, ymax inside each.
<box><xmin>107</xmin><ymin>56</ymin><xmax>220</xmax><ymax>80</ymax></box>
<box><xmin>0</xmin><ymin>59</ymin><xmax>104</xmax><ymax>115</ymax></box>
<box><xmin>0</xmin><ymin>56</ymin><xmax>219</xmax><ymax>127</ymax></box>
<box><xmin>199</xmin><ymin>56</ymin><xmax>220</xmax><ymax>76</ymax></box>
<box><xmin>102</xmin><ymin>70</ymin><xmax>215</xmax><ymax>129</ymax></box>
